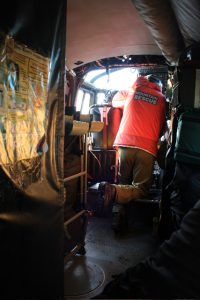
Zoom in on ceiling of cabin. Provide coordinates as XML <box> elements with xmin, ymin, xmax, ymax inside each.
<box><xmin>67</xmin><ymin>0</ymin><xmax>200</xmax><ymax>70</ymax></box>
<box><xmin>66</xmin><ymin>0</ymin><xmax>162</xmax><ymax>69</ymax></box>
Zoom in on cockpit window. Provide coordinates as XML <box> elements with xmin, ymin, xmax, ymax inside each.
<box><xmin>84</xmin><ymin>67</ymin><xmax>139</xmax><ymax>90</ymax></box>
<box><xmin>76</xmin><ymin>89</ymin><xmax>84</xmax><ymax>111</ymax></box>
<box><xmin>96</xmin><ymin>92</ymin><xmax>105</xmax><ymax>105</ymax></box>
<box><xmin>82</xmin><ymin>92</ymin><xmax>91</xmax><ymax>114</ymax></box>
<box><xmin>76</xmin><ymin>89</ymin><xmax>91</xmax><ymax>114</ymax></box>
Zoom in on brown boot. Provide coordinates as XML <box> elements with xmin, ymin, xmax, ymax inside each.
<box><xmin>98</xmin><ymin>182</ymin><xmax>116</xmax><ymax>208</ymax></box>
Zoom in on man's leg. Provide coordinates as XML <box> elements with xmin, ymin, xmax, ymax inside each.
<box><xmin>118</xmin><ymin>147</ymin><xmax>135</xmax><ymax>185</ymax></box>
<box><xmin>99</xmin><ymin>149</ymin><xmax>155</xmax><ymax>204</ymax></box>
<box><xmin>99</xmin><ymin>147</ymin><xmax>135</xmax><ymax>234</ymax></box>
<box><xmin>114</xmin><ymin>149</ymin><xmax>155</xmax><ymax>203</ymax></box>
<box><xmin>112</xmin><ymin>147</ymin><xmax>136</xmax><ymax>233</ymax></box>
<box><xmin>99</xmin><ymin>148</ymin><xmax>155</xmax><ymax>233</ymax></box>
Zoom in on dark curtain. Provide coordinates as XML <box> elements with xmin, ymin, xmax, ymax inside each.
<box><xmin>0</xmin><ymin>0</ymin><xmax>66</xmax><ymax>298</ymax></box>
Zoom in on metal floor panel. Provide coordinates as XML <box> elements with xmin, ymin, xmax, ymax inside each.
<box><xmin>64</xmin><ymin>215</ymin><xmax>159</xmax><ymax>299</ymax></box>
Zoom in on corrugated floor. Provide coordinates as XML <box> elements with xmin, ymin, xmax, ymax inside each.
<box><xmin>64</xmin><ymin>200</ymin><xmax>159</xmax><ymax>299</ymax></box>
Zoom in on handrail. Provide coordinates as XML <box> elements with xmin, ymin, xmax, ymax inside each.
<box><xmin>63</xmin><ymin>171</ymin><xmax>87</xmax><ymax>182</ymax></box>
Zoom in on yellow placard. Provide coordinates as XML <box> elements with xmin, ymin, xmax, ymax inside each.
<box><xmin>0</xmin><ymin>35</ymin><xmax>50</xmax><ymax>164</ymax></box>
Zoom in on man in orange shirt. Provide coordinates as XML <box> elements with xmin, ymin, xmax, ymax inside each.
<box><xmin>99</xmin><ymin>75</ymin><xmax>166</xmax><ymax>234</ymax></box>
